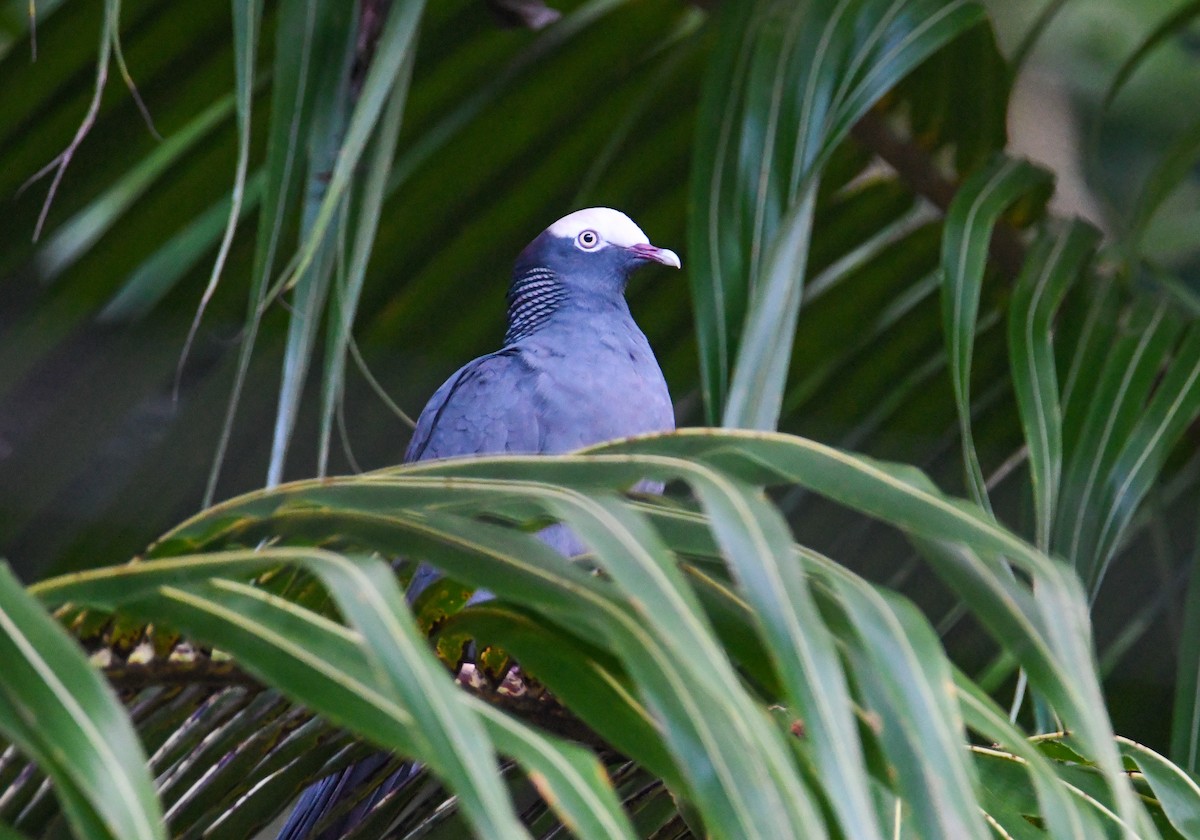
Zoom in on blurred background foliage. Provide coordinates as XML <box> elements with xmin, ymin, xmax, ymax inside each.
<box><xmin>993</xmin><ymin>0</ymin><xmax>1200</xmax><ymax>278</ymax></box>
<box><xmin>2</xmin><ymin>0</ymin><xmax>1200</xmax><ymax>836</ymax></box>
<box><xmin>0</xmin><ymin>0</ymin><xmax>705</xmax><ymax>580</ymax></box>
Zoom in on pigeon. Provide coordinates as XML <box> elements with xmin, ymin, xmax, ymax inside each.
<box><xmin>406</xmin><ymin>206</ymin><xmax>678</xmax><ymax>462</ymax></box>
<box><xmin>405</xmin><ymin>206</ymin><xmax>678</xmax><ymax>560</ymax></box>
<box><xmin>277</xmin><ymin>207</ymin><xmax>679</xmax><ymax>839</ymax></box>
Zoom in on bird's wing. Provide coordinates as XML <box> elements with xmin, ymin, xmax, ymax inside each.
<box><xmin>274</xmin><ymin>357</ymin><xmax>536</xmax><ymax>840</ymax></box>
<box><xmin>404</xmin><ymin>348</ymin><xmax>540</xmax><ymax>463</ymax></box>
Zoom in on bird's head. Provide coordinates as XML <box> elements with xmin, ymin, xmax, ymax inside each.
<box><xmin>514</xmin><ymin>207</ymin><xmax>681</xmax><ymax>291</ymax></box>
<box><xmin>505</xmin><ymin>208</ymin><xmax>679</xmax><ymax>343</ymax></box>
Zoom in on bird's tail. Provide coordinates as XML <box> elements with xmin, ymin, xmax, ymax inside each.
<box><xmin>276</xmin><ymin>755</ymin><xmax>421</xmax><ymax>840</ymax></box>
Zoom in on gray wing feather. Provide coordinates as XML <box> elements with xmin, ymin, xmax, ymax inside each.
<box><xmin>404</xmin><ymin>349</ymin><xmax>539</xmax><ymax>463</ymax></box>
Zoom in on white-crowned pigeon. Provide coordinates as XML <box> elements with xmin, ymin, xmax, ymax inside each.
<box><xmin>277</xmin><ymin>207</ymin><xmax>678</xmax><ymax>839</ymax></box>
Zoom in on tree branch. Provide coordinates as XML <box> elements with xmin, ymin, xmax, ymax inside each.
<box><xmin>850</xmin><ymin>110</ymin><xmax>1029</xmax><ymax>279</ymax></box>
<box><xmin>102</xmin><ymin>658</ymin><xmax>611</xmax><ymax>750</ymax></box>
<box><xmin>104</xmin><ymin>658</ymin><xmax>261</xmax><ymax>691</ymax></box>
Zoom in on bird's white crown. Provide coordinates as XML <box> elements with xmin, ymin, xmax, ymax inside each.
<box><xmin>546</xmin><ymin>207</ymin><xmax>649</xmax><ymax>249</ymax></box>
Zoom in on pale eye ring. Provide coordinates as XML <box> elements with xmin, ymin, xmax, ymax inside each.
<box><xmin>576</xmin><ymin>229</ymin><xmax>600</xmax><ymax>250</ymax></box>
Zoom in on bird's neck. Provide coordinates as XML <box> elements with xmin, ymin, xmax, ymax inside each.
<box><xmin>505</xmin><ymin>267</ymin><xmax>633</xmax><ymax>345</ymax></box>
<box><xmin>505</xmin><ymin>267</ymin><xmax>567</xmax><ymax>344</ymax></box>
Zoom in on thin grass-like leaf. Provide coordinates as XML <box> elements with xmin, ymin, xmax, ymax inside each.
<box><xmin>1128</xmin><ymin>116</ymin><xmax>1200</xmax><ymax>248</ymax></box>
<box><xmin>687</xmin><ymin>0</ymin><xmax>759</xmax><ymax>423</ymax></box>
<box><xmin>1056</xmin><ymin>298</ymin><xmax>1178</xmax><ymax>567</ymax></box>
<box><xmin>174</xmin><ymin>0</ymin><xmax>265</xmax><ymax>392</ymax></box>
<box><xmin>383</xmin><ymin>0</ymin><xmax>637</xmax><ymax>196</ymax></box>
<box><xmin>23</xmin><ymin>0</ymin><xmax>115</xmax><ymax>241</ymax></box>
<box><xmin>1118</xmin><ymin>736</ymin><xmax>1200</xmax><ymax>839</ymax></box>
<box><xmin>811</xmin><ymin>556</ymin><xmax>987</xmax><ymax>838</ymax></box>
<box><xmin>1171</xmin><ymin>523</ymin><xmax>1200</xmax><ymax>775</ymax></box>
<box><xmin>1090</xmin><ymin>324</ymin><xmax>1200</xmax><ymax>591</ymax></box>
<box><xmin>32</xmin><ymin>550</ymin><xmax>529</xmax><ymax>839</ymax></box>
<box><xmin>202</xmin><ymin>728</ymin><xmax>359</xmax><ymax>839</ymax></box>
<box><xmin>956</xmin><ymin>675</ymin><xmax>1103</xmax><ymax>839</ymax></box>
<box><xmin>275</xmin><ymin>0</ymin><xmax>424</xmax><ymax>296</ymax></box>
<box><xmin>722</xmin><ymin>183</ymin><xmax>818</xmax><ymax>429</ymax></box>
<box><xmin>1007</xmin><ymin>221</ymin><xmax>1099</xmax><ymax>549</ymax></box>
<box><xmin>39</xmin><ymin>528</ymin><xmax>768</xmax><ymax>835</ymax></box>
<box><xmin>694</xmin><ymin>0</ymin><xmax>985</xmax><ymax>428</ymax></box>
<box><xmin>207</xmin><ymin>0</ymin><xmax>336</xmax><ymax>504</ymax></box>
<box><xmin>1097</xmin><ymin>0</ymin><xmax>1200</xmax><ymax>125</ymax></box>
<box><xmin>266</xmin><ymin>0</ymin><xmax>358</xmax><ymax>487</ymax></box>
<box><xmin>0</xmin><ymin>563</ymin><xmax>164</xmax><ymax>840</ymax></box>
<box><xmin>596</xmin><ymin>431</ymin><xmax>1151</xmax><ymax>833</ymax></box>
<box><xmin>941</xmin><ymin>155</ymin><xmax>1052</xmax><ymax>514</ymax></box>
<box><xmin>35</xmin><ymin>91</ymin><xmax>236</xmax><ymax>280</ymax></box>
<box><xmin>319</xmin><ymin>42</ymin><xmax>416</xmax><ymax>475</ymax></box>
<box><xmin>470</xmin><ymin>704</ymin><xmax>636</xmax><ymax>840</ymax></box>
<box><xmin>160</xmin><ymin>691</ymin><xmax>291</xmax><ymax>828</ymax></box>
<box><xmin>652</xmin><ymin>468</ymin><xmax>883</xmax><ymax>839</ymax></box>
<box><xmin>637</xmin><ymin>496</ymin><xmax>1039</xmax><ymax>838</ymax></box>
<box><xmin>152</xmin><ymin>579</ymin><xmax>632</xmax><ymax>839</ymax></box>
<box><xmin>1060</xmin><ymin>273</ymin><xmax>1120</xmax><ymax>437</ymax></box>
<box><xmin>547</xmin><ymin>493</ymin><xmax>828</xmax><ymax>838</ymax></box>
<box><xmin>1056</xmin><ymin>298</ymin><xmax>1198</xmax><ymax>595</ymax></box>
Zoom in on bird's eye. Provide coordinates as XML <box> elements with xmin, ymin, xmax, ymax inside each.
<box><xmin>576</xmin><ymin>230</ymin><xmax>600</xmax><ymax>250</ymax></box>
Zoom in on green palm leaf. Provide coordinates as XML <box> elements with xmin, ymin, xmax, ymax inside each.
<box><xmin>3</xmin><ymin>1</ymin><xmax>1200</xmax><ymax>837</ymax></box>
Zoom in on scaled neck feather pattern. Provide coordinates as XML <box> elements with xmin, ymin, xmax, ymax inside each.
<box><xmin>505</xmin><ymin>266</ymin><xmax>567</xmax><ymax>344</ymax></box>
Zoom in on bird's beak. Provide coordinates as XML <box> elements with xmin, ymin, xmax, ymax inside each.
<box><xmin>628</xmin><ymin>242</ymin><xmax>682</xmax><ymax>269</ymax></box>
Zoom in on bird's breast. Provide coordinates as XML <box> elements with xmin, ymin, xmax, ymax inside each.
<box><xmin>519</xmin><ymin>324</ymin><xmax>673</xmax><ymax>453</ymax></box>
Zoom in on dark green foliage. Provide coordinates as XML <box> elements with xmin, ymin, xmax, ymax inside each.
<box><xmin>1</xmin><ymin>0</ymin><xmax>1199</xmax><ymax>837</ymax></box>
